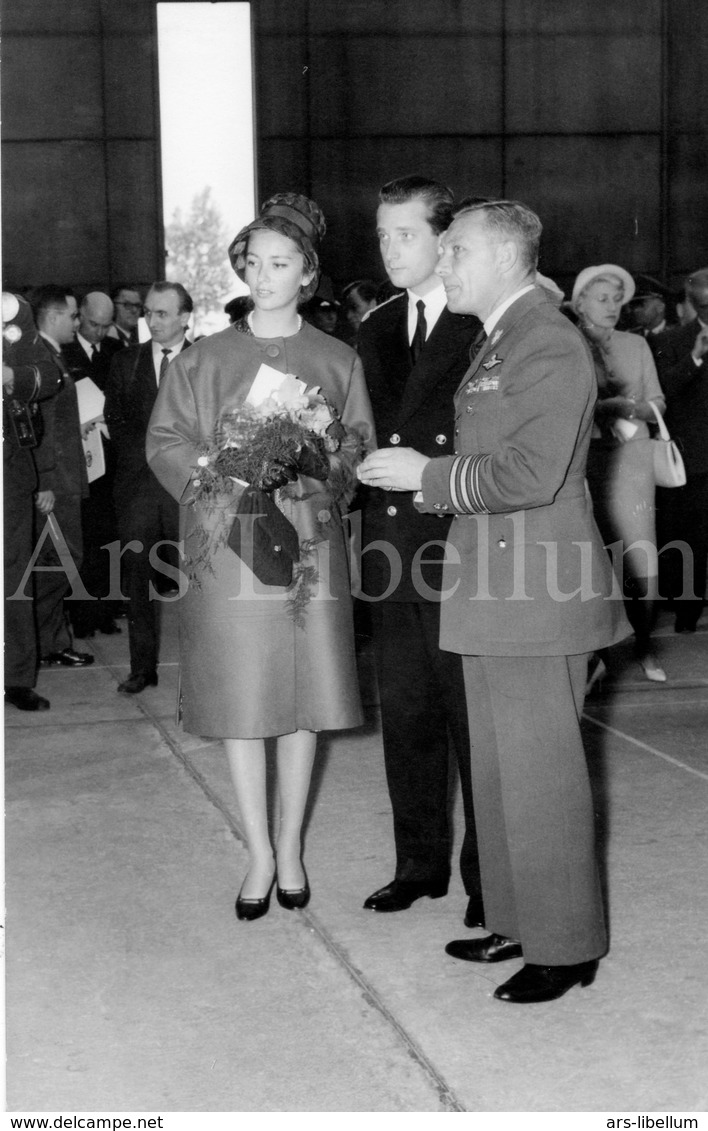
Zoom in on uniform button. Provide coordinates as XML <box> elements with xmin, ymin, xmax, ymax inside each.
<box><xmin>498</xmin><ymin>539</ymin><xmax>507</xmax><ymax>548</ymax></box>
<box><xmin>386</xmin><ymin>505</ymin><xmax>397</xmax><ymax>517</ymax></box>
<box><xmin>389</xmin><ymin>433</ymin><xmax>401</xmax><ymax>445</ymax></box>
<box><xmin>466</xmin><ymin>405</ymin><xmax>474</xmax><ymax>414</ymax></box>
<box><xmin>435</xmin><ymin>433</ymin><xmax>446</xmax><ymax>445</ymax></box>
<box><xmin>455</xmin><ymin>429</ymin><xmax>459</xmax><ymax>436</ymax></box>
<box><xmin>266</xmin><ymin>345</ymin><xmax>280</xmax><ymax>358</ymax></box>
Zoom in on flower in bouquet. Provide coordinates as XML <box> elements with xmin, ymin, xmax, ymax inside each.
<box><xmin>186</xmin><ymin>376</ymin><xmax>366</xmax><ymax>616</ymax></box>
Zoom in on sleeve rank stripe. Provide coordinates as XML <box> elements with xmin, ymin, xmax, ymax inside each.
<box><xmin>449</xmin><ymin>455</ymin><xmax>488</xmax><ymax>514</ymax></box>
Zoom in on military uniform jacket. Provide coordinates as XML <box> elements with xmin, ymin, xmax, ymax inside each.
<box><xmin>420</xmin><ymin>287</ymin><xmax>630</xmax><ymax>656</ymax></box>
<box><xmin>357</xmin><ymin>291</ymin><xmax>481</xmax><ymax>601</ymax></box>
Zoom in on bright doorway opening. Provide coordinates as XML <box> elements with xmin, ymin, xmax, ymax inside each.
<box><xmin>157</xmin><ymin>2</ymin><xmax>255</xmax><ymax>336</ymax></box>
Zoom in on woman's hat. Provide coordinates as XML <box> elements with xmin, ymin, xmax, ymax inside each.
<box><xmin>572</xmin><ymin>264</ymin><xmax>636</xmax><ymax>307</ymax></box>
<box><xmin>227</xmin><ymin>193</ymin><xmax>325</xmax><ymax>303</ymax></box>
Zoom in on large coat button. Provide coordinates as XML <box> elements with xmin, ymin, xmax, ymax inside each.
<box><xmin>389</xmin><ymin>433</ymin><xmax>401</xmax><ymax>445</ymax></box>
<box><xmin>266</xmin><ymin>345</ymin><xmax>280</xmax><ymax>357</ymax></box>
<box><xmin>386</xmin><ymin>505</ymin><xmax>397</xmax><ymax>516</ymax></box>
<box><xmin>435</xmin><ymin>434</ymin><xmax>447</xmax><ymax>445</ymax></box>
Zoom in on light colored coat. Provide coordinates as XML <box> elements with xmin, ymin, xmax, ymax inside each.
<box><xmin>419</xmin><ymin>287</ymin><xmax>630</xmax><ymax>656</ymax></box>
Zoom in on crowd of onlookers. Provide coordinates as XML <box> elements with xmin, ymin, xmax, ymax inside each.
<box><xmin>3</xmin><ymin>252</ymin><xmax>707</xmax><ymax>712</ymax></box>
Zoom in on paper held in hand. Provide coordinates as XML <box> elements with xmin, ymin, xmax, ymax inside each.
<box><xmin>75</xmin><ymin>376</ymin><xmax>105</xmax><ymax>425</ymax></box>
<box><xmin>245</xmin><ymin>364</ymin><xmax>308</xmax><ymax>407</ymax></box>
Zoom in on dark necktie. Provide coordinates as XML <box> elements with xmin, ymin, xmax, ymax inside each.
<box><xmin>410</xmin><ymin>299</ymin><xmax>427</xmax><ymax>366</ymax></box>
<box><xmin>158</xmin><ymin>348</ymin><xmax>171</xmax><ymax>385</ymax></box>
<box><xmin>469</xmin><ymin>328</ymin><xmax>487</xmax><ymax>361</ymax></box>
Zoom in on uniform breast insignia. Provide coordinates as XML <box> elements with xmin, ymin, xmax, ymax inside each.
<box><xmin>466</xmin><ymin>372</ymin><xmax>500</xmax><ymax>394</ymax></box>
<box><xmin>482</xmin><ymin>354</ymin><xmax>503</xmax><ymax>371</ymax></box>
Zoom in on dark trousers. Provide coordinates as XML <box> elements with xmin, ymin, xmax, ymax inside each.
<box><xmin>4</xmin><ymin>486</ymin><xmax>38</xmax><ymax>688</ymax></box>
<box><xmin>69</xmin><ymin>442</ymin><xmax>121</xmax><ymax>635</ymax></box>
<box><xmin>372</xmin><ymin>601</ymin><xmax>481</xmax><ymax>895</ymax></box>
<box><xmin>34</xmin><ymin>494</ymin><xmax>83</xmax><ymax>656</ymax></box>
<box><xmin>461</xmin><ymin>653</ymin><xmax>607</xmax><ymax>966</ymax></box>
<box><xmin>657</xmin><ymin>472</ymin><xmax>708</xmax><ymax>628</ymax></box>
<box><xmin>116</xmin><ymin>483</ymin><xmax>179</xmax><ymax>675</ymax></box>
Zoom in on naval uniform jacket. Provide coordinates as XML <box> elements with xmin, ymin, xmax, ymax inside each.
<box><xmin>357</xmin><ymin>292</ymin><xmax>481</xmax><ymax>601</ymax></box>
<box><xmin>420</xmin><ymin>287</ymin><xmax>629</xmax><ymax>656</ymax></box>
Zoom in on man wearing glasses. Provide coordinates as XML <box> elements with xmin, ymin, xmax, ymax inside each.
<box><xmin>108</xmin><ymin>286</ymin><xmax>143</xmax><ymax>347</ymax></box>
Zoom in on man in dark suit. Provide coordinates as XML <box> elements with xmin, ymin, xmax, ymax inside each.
<box><xmin>64</xmin><ymin>291</ymin><xmax>123</xmax><ymax>389</ymax></box>
<box><xmin>62</xmin><ymin>292</ymin><xmax>123</xmax><ymax>639</ymax></box>
<box><xmin>3</xmin><ymin>292</ymin><xmax>64</xmax><ymax>709</ymax></box>
<box><xmin>105</xmin><ymin>281</ymin><xmax>192</xmax><ymax>693</ymax></box>
<box><xmin>359</xmin><ymin>200</ymin><xmax>628</xmax><ymax>1003</ymax></box>
<box><xmin>107</xmin><ymin>285</ymin><xmax>143</xmax><ymax>348</ymax></box>
<box><xmin>653</xmin><ymin>267</ymin><xmax>708</xmax><ymax>632</ymax></box>
<box><xmin>357</xmin><ymin>176</ymin><xmax>483</xmax><ymax>925</ymax></box>
<box><xmin>32</xmin><ymin>286</ymin><xmax>94</xmax><ymax>669</ymax></box>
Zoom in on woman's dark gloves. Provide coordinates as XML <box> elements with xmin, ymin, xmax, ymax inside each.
<box><xmin>294</xmin><ymin>439</ymin><xmax>329</xmax><ymax>481</ymax></box>
<box><xmin>257</xmin><ymin>461</ymin><xmax>299</xmax><ymax>492</ymax></box>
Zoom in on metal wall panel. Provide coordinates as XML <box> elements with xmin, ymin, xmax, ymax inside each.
<box><xmin>1</xmin><ymin>141</ymin><xmax>109</xmax><ymax>289</ymax></box>
<box><xmin>105</xmin><ymin>141</ymin><xmax>163</xmax><ymax>286</ymax></box>
<box><xmin>308</xmin><ymin>35</ymin><xmax>502</xmax><ymax>137</ymax></box>
<box><xmin>1</xmin><ymin>35</ymin><xmax>104</xmax><ymax>141</ymax></box>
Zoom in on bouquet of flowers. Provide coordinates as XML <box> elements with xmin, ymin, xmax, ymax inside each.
<box><xmin>186</xmin><ymin>369</ymin><xmax>364</xmax><ymax>617</ymax></box>
<box><xmin>192</xmin><ymin>373</ymin><xmax>349</xmax><ymax>502</ymax></box>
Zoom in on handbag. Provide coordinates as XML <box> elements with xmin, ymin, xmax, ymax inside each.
<box><xmin>650</xmin><ymin>401</ymin><xmax>686</xmax><ymax>488</ymax></box>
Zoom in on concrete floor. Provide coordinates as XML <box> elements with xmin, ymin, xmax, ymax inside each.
<box><xmin>4</xmin><ymin>603</ymin><xmax>708</xmax><ymax>1112</ymax></box>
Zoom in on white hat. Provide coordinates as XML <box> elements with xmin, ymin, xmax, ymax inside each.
<box><xmin>571</xmin><ymin>264</ymin><xmax>636</xmax><ymax>307</ymax></box>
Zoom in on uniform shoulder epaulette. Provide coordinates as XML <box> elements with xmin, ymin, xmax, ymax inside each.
<box><xmin>360</xmin><ymin>291</ymin><xmax>405</xmax><ymax>324</ymax></box>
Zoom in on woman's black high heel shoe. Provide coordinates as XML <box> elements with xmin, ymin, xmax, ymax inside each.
<box><xmin>235</xmin><ymin>879</ymin><xmax>274</xmax><ymax>921</ymax></box>
<box><xmin>276</xmin><ymin>879</ymin><xmax>311</xmax><ymax>911</ymax></box>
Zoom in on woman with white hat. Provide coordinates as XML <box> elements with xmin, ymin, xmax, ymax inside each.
<box><xmin>573</xmin><ymin>264</ymin><xmax>667</xmax><ymax>683</ymax></box>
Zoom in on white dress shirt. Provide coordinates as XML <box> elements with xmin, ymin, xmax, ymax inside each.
<box><xmin>152</xmin><ymin>339</ymin><xmax>185</xmax><ymax>385</ymax></box>
<box><xmin>407</xmin><ymin>283</ymin><xmax>448</xmax><ymax>345</ymax></box>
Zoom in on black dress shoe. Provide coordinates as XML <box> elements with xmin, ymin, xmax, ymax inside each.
<box><xmin>235</xmin><ymin>881</ymin><xmax>274</xmax><ymax>921</ymax></box>
<box><xmin>494</xmin><ymin>960</ymin><xmax>598</xmax><ymax>1003</ymax></box>
<box><xmin>5</xmin><ymin>686</ymin><xmax>50</xmax><ymax>711</ymax></box>
<box><xmin>363</xmin><ymin>877</ymin><xmax>448</xmax><ymax>912</ymax></box>
<box><xmin>464</xmin><ymin>894</ymin><xmax>485</xmax><ymax>929</ymax></box>
<box><xmin>42</xmin><ymin>648</ymin><xmax>95</xmax><ymax>667</ymax></box>
<box><xmin>117</xmin><ymin>671</ymin><xmax>158</xmax><ymax>694</ymax></box>
<box><xmin>674</xmin><ymin>618</ymin><xmax>697</xmax><ymax>634</ymax></box>
<box><xmin>276</xmin><ymin>880</ymin><xmax>311</xmax><ymax>910</ymax></box>
<box><xmin>445</xmin><ymin>932</ymin><xmax>522</xmax><ymax>963</ymax></box>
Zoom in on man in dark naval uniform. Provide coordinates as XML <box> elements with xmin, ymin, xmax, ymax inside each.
<box><xmin>357</xmin><ymin>175</ymin><xmax>483</xmax><ymax>924</ymax></box>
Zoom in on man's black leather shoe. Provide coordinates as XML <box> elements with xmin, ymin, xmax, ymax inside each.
<box><xmin>363</xmin><ymin>877</ymin><xmax>448</xmax><ymax>911</ymax></box>
<box><xmin>464</xmin><ymin>894</ymin><xmax>485</xmax><ymax>928</ymax></box>
<box><xmin>445</xmin><ymin>932</ymin><xmax>522</xmax><ymax>963</ymax></box>
<box><xmin>494</xmin><ymin>960</ymin><xmax>598</xmax><ymax>1003</ymax></box>
<box><xmin>99</xmin><ymin>620</ymin><xmax>122</xmax><ymax>635</ymax></box>
<box><xmin>117</xmin><ymin>671</ymin><xmax>158</xmax><ymax>695</ymax></box>
<box><xmin>42</xmin><ymin>648</ymin><xmax>94</xmax><ymax>667</ymax></box>
<box><xmin>5</xmin><ymin>686</ymin><xmax>50</xmax><ymax>711</ymax></box>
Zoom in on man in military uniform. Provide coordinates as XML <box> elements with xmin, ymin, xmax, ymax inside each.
<box><xmin>357</xmin><ymin>176</ymin><xmax>483</xmax><ymax>924</ymax></box>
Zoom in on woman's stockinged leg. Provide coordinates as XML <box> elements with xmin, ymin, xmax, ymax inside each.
<box><xmin>224</xmin><ymin>737</ymin><xmax>275</xmax><ymax>899</ymax></box>
<box><xmin>275</xmin><ymin>729</ymin><xmax>317</xmax><ymax>890</ymax></box>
